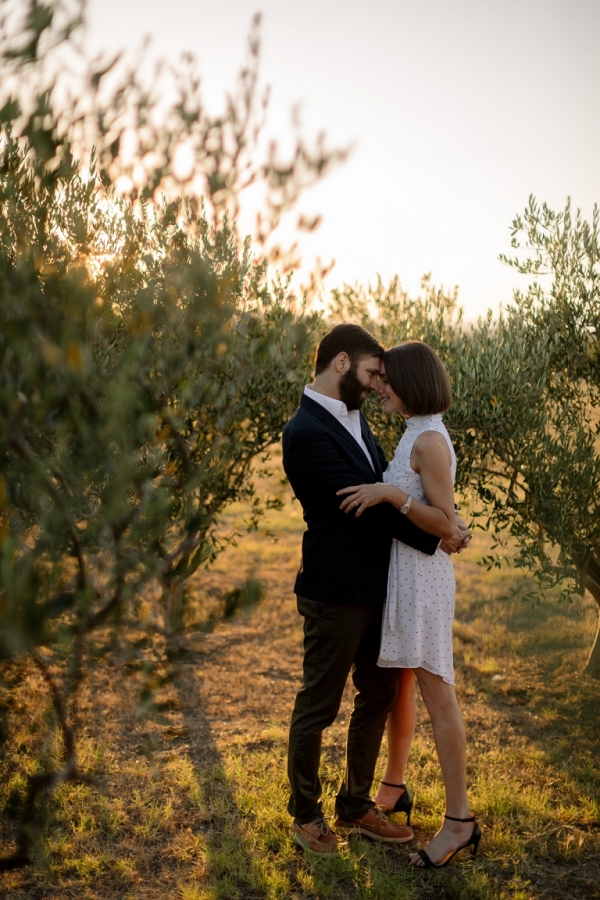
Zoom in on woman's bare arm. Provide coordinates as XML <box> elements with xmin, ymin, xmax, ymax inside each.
<box><xmin>337</xmin><ymin>431</ymin><xmax>455</xmax><ymax>541</ymax></box>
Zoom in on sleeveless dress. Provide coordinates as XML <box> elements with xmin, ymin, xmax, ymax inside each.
<box><xmin>378</xmin><ymin>413</ymin><xmax>457</xmax><ymax>685</ymax></box>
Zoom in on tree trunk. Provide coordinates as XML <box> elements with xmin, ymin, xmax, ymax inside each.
<box><xmin>162</xmin><ymin>581</ymin><xmax>187</xmax><ymax>634</ymax></box>
<box><xmin>586</xmin><ymin>614</ymin><xmax>600</xmax><ymax>679</ymax></box>
<box><xmin>583</xmin><ymin>556</ymin><xmax>600</xmax><ymax>680</ymax></box>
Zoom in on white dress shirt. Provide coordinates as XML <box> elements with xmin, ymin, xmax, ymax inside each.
<box><xmin>304</xmin><ymin>385</ymin><xmax>375</xmax><ymax>471</ymax></box>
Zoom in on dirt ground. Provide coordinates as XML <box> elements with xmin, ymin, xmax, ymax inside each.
<box><xmin>177</xmin><ymin>546</ymin><xmax>600</xmax><ymax>900</ymax></box>
<box><xmin>1</xmin><ymin>474</ymin><xmax>599</xmax><ymax>899</ymax></box>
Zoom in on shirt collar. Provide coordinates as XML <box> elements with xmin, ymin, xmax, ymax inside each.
<box><xmin>304</xmin><ymin>384</ymin><xmax>358</xmax><ymax>421</ymax></box>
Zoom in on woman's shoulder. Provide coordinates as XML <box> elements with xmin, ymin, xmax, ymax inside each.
<box><xmin>413</xmin><ymin>427</ymin><xmax>450</xmax><ymax>446</ymax></box>
<box><xmin>411</xmin><ymin>429</ymin><xmax>453</xmax><ymax>463</ymax></box>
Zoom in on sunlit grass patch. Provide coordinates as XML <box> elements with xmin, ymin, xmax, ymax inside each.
<box><xmin>1</xmin><ymin>509</ymin><xmax>599</xmax><ymax>899</ymax></box>
<box><xmin>197</xmin><ymin>746</ymin><xmax>554</xmax><ymax>900</ymax></box>
<box><xmin>164</xmin><ymin>755</ymin><xmax>206</xmax><ymax>806</ymax></box>
<box><xmin>178</xmin><ymin>882</ymin><xmax>213</xmax><ymax>900</ymax></box>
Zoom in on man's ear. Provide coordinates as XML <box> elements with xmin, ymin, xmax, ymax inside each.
<box><xmin>334</xmin><ymin>352</ymin><xmax>350</xmax><ymax>373</ymax></box>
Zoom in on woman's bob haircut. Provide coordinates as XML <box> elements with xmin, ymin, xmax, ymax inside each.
<box><xmin>383</xmin><ymin>340</ymin><xmax>452</xmax><ymax>416</ymax></box>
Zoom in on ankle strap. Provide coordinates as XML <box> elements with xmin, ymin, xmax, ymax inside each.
<box><xmin>444</xmin><ymin>814</ymin><xmax>476</xmax><ymax>822</ymax></box>
<box><xmin>381</xmin><ymin>781</ymin><xmax>406</xmax><ymax>789</ymax></box>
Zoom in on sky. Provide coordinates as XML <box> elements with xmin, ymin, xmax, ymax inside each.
<box><xmin>85</xmin><ymin>0</ymin><xmax>600</xmax><ymax>320</ymax></box>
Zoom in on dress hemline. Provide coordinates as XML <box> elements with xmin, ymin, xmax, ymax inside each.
<box><xmin>376</xmin><ymin>656</ymin><xmax>455</xmax><ymax>686</ymax></box>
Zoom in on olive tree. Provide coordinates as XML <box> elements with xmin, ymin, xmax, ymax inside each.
<box><xmin>331</xmin><ymin>200</ymin><xmax>600</xmax><ymax>679</ymax></box>
<box><xmin>494</xmin><ymin>198</ymin><xmax>600</xmax><ymax>677</ymax></box>
<box><xmin>0</xmin><ymin>0</ymin><xmax>336</xmax><ymax>868</ymax></box>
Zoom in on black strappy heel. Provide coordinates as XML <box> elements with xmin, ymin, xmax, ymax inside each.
<box><xmin>412</xmin><ymin>814</ymin><xmax>481</xmax><ymax>868</ymax></box>
<box><xmin>379</xmin><ymin>781</ymin><xmax>414</xmax><ymax>826</ymax></box>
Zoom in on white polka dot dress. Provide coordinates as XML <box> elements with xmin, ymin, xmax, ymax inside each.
<box><xmin>378</xmin><ymin>413</ymin><xmax>457</xmax><ymax>685</ymax></box>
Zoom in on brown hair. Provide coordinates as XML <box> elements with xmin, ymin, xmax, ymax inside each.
<box><xmin>383</xmin><ymin>340</ymin><xmax>451</xmax><ymax>415</ymax></box>
<box><xmin>314</xmin><ymin>324</ymin><xmax>384</xmax><ymax>375</ymax></box>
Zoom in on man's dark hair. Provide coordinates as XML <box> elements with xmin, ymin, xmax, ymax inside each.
<box><xmin>314</xmin><ymin>324</ymin><xmax>384</xmax><ymax>376</ymax></box>
<box><xmin>383</xmin><ymin>340</ymin><xmax>452</xmax><ymax>415</ymax></box>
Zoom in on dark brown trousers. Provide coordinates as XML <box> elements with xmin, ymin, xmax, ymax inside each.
<box><xmin>287</xmin><ymin>596</ymin><xmax>398</xmax><ymax>824</ymax></box>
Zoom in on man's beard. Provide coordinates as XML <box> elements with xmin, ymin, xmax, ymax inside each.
<box><xmin>339</xmin><ymin>364</ymin><xmax>368</xmax><ymax>411</ymax></box>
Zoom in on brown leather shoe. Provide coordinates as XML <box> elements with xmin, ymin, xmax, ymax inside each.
<box><xmin>291</xmin><ymin>818</ymin><xmax>347</xmax><ymax>854</ymax></box>
<box><xmin>334</xmin><ymin>806</ymin><xmax>414</xmax><ymax>843</ymax></box>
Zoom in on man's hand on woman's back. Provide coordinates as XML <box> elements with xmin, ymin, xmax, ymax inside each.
<box><xmin>439</xmin><ymin>514</ymin><xmax>471</xmax><ymax>555</ymax></box>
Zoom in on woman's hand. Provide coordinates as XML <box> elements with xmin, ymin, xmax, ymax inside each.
<box><xmin>337</xmin><ymin>483</ymin><xmax>399</xmax><ymax>517</ymax></box>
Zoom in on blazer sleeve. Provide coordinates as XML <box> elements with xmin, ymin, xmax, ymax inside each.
<box><xmin>384</xmin><ymin>505</ymin><xmax>440</xmax><ymax>556</ymax></box>
<box><xmin>284</xmin><ymin>428</ymin><xmax>440</xmax><ymax>557</ymax></box>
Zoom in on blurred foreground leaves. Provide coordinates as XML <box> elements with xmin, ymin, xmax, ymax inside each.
<box><xmin>0</xmin><ymin>0</ymin><xmax>328</xmax><ymax>868</ymax></box>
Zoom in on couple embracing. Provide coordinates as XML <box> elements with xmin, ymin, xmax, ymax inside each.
<box><xmin>282</xmin><ymin>324</ymin><xmax>480</xmax><ymax>869</ymax></box>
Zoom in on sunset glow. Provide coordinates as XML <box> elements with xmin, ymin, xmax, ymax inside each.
<box><xmin>86</xmin><ymin>0</ymin><xmax>600</xmax><ymax>320</ymax></box>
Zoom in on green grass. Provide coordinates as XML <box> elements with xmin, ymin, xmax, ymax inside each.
<box><xmin>1</xmin><ymin>454</ymin><xmax>599</xmax><ymax>899</ymax></box>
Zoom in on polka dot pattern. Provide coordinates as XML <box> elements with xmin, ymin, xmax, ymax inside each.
<box><xmin>378</xmin><ymin>414</ymin><xmax>457</xmax><ymax>685</ymax></box>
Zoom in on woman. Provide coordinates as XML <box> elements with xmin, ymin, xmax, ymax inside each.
<box><xmin>337</xmin><ymin>340</ymin><xmax>480</xmax><ymax>868</ymax></box>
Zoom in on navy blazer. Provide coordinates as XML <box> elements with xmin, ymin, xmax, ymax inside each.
<box><xmin>282</xmin><ymin>393</ymin><xmax>439</xmax><ymax>605</ymax></box>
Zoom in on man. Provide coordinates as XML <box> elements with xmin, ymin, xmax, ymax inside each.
<box><xmin>282</xmin><ymin>324</ymin><xmax>468</xmax><ymax>853</ymax></box>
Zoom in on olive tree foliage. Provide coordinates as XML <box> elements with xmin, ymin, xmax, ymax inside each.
<box><xmin>331</xmin><ymin>198</ymin><xmax>600</xmax><ymax>679</ymax></box>
<box><xmin>0</xmin><ymin>0</ymin><xmax>338</xmax><ymax>868</ymax></box>
<box><xmin>496</xmin><ymin>198</ymin><xmax>600</xmax><ymax>677</ymax></box>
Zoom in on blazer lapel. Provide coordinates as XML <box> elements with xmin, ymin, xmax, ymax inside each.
<box><xmin>300</xmin><ymin>394</ymin><xmax>376</xmax><ymax>481</ymax></box>
<box><xmin>360</xmin><ymin>414</ymin><xmax>384</xmax><ymax>480</ymax></box>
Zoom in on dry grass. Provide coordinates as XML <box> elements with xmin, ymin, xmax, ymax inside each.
<box><xmin>1</xmin><ymin>453</ymin><xmax>599</xmax><ymax>899</ymax></box>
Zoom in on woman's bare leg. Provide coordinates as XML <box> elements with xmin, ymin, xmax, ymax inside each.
<box><xmin>374</xmin><ymin>669</ymin><xmax>416</xmax><ymax>811</ymax></box>
<box><xmin>409</xmin><ymin>667</ymin><xmax>474</xmax><ymax>866</ymax></box>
